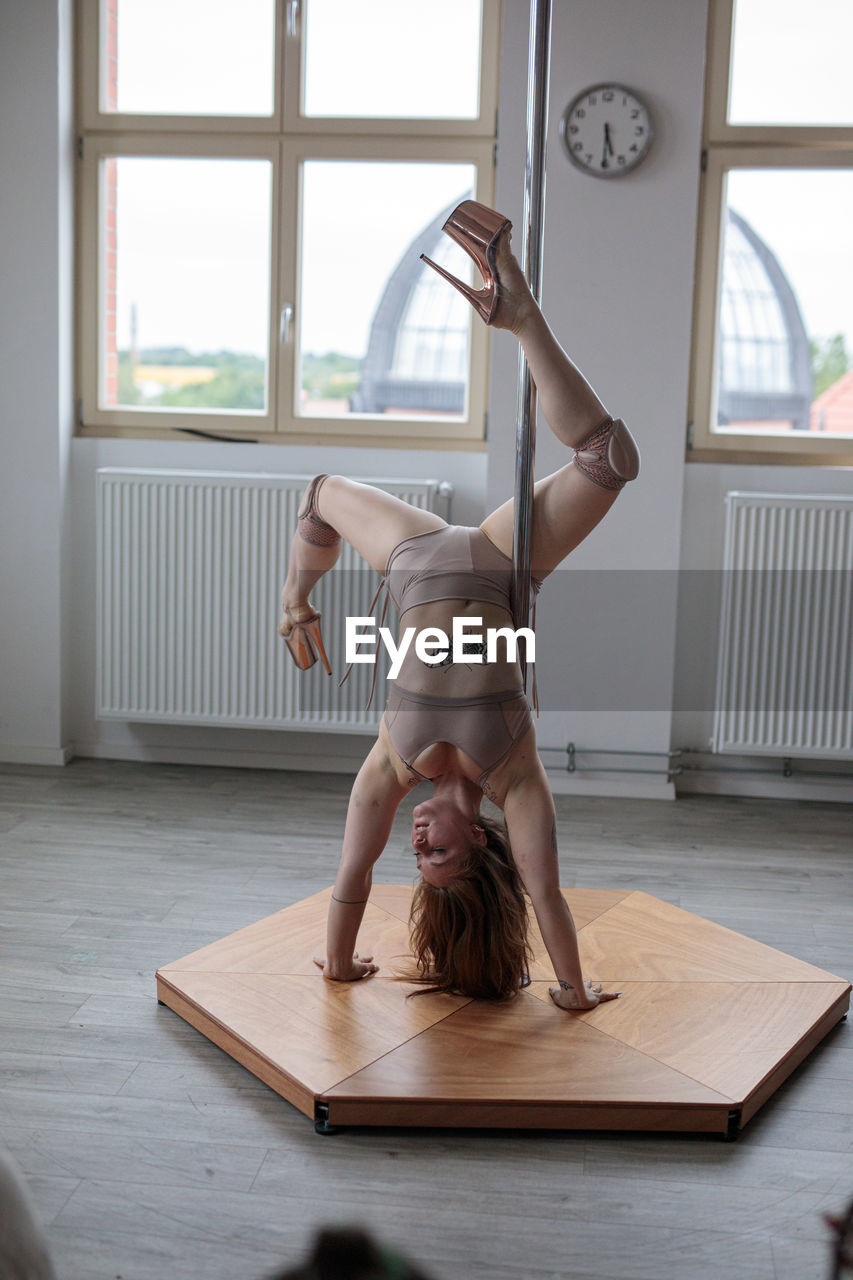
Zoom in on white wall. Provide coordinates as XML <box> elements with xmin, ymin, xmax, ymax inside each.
<box><xmin>2</xmin><ymin>0</ymin><xmax>849</xmax><ymax>799</ymax></box>
<box><xmin>490</xmin><ymin>0</ymin><xmax>708</xmax><ymax>796</ymax></box>
<box><xmin>0</xmin><ymin>0</ymin><xmax>74</xmax><ymax>765</ymax></box>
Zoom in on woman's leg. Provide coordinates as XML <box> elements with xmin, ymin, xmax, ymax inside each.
<box><xmin>479</xmin><ymin>233</ymin><xmax>637</xmax><ymax>578</ymax></box>
<box><xmin>280</xmin><ymin>475</ymin><xmax>446</xmax><ymax>629</ymax></box>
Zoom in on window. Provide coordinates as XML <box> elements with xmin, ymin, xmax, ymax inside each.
<box><xmin>689</xmin><ymin>0</ymin><xmax>853</xmax><ymax>464</ymax></box>
<box><xmin>75</xmin><ymin>0</ymin><xmax>500</xmax><ymax>447</ymax></box>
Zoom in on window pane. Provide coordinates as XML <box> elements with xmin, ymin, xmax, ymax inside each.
<box><xmin>303</xmin><ymin>0</ymin><xmax>482</xmax><ymax>119</ymax></box>
<box><xmin>715</xmin><ymin>169</ymin><xmax>853</xmax><ymax>438</ymax></box>
<box><xmin>298</xmin><ymin>162</ymin><xmax>477</xmax><ymax>421</ymax></box>
<box><xmin>103</xmin><ymin>157</ymin><xmax>272</xmax><ymax>414</ymax></box>
<box><xmin>105</xmin><ymin>0</ymin><xmax>275</xmax><ymax>116</ymax></box>
<box><xmin>729</xmin><ymin>0</ymin><xmax>853</xmax><ymax>126</ymax></box>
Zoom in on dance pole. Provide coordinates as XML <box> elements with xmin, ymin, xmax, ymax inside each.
<box><xmin>513</xmin><ymin>0</ymin><xmax>552</xmax><ymax>686</ymax></box>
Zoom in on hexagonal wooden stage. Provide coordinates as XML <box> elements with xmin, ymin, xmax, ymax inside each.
<box><xmin>156</xmin><ymin>887</ymin><xmax>849</xmax><ymax>1137</ymax></box>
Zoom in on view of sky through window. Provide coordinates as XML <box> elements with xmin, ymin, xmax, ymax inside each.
<box><xmin>718</xmin><ymin>169</ymin><xmax>853</xmax><ymax>435</ymax></box>
<box><xmin>729</xmin><ymin>0</ymin><xmax>853</xmax><ymax>126</ymax></box>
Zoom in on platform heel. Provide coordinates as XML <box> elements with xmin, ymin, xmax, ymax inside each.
<box><xmin>420</xmin><ymin>200</ymin><xmax>512</xmax><ymax>325</ymax></box>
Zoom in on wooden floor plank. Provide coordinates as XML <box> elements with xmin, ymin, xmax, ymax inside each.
<box><xmin>157</xmin><ymin>970</ymin><xmax>469</xmax><ymax>1100</ymax></box>
<box><xmin>325</xmin><ymin>994</ymin><xmax>733</xmax><ymax>1108</ymax></box>
<box><xmin>4</xmin><ymin>760</ymin><xmax>852</xmax><ymax>1280</ymax></box>
<box><xmin>158</xmin><ymin>891</ymin><xmax>413</xmax><ymax>978</ymax></box>
<box><xmin>524</xmin><ymin>889</ymin><xmax>636</xmax><ymax>979</ymax></box>
<box><xmin>576</xmin><ymin>891</ymin><xmax>844</xmax><ymax>983</ymax></box>
<box><xmin>525</xmin><ymin>980</ymin><xmax>850</xmax><ymax>1101</ymax></box>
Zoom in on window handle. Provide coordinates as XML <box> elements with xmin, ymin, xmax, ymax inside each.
<box><xmin>280</xmin><ymin>303</ymin><xmax>294</xmax><ymax>344</ymax></box>
<box><xmin>286</xmin><ymin>0</ymin><xmax>300</xmax><ymax>38</ymax></box>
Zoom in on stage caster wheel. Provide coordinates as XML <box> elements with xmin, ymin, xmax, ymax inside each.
<box><xmin>314</xmin><ymin>1103</ymin><xmax>340</xmax><ymax>1136</ymax></box>
<box><xmin>723</xmin><ymin>1109</ymin><xmax>741</xmax><ymax>1142</ymax></box>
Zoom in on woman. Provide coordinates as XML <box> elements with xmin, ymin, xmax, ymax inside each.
<box><xmin>279</xmin><ymin>201</ymin><xmax>639</xmax><ymax>1011</ymax></box>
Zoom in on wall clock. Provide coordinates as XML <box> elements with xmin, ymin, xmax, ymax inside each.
<box><xmin>559</xmin><ymin>84</ymin><xmax>654</xmax><ymax>178</ymax></box>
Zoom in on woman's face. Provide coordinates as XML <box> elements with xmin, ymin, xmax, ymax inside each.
<box><xmin>411</xmin><ymin>799</ymin><xmax>486</xmax><ymax>887</ymax></box>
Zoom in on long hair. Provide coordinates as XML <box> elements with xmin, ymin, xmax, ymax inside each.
<box><xmin>407</xmin><ymin>814</ymin><xmax>532</xmax><ymax>1001</ymax></box>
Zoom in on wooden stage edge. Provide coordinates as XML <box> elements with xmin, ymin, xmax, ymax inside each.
<box><xmin>157</xmin><ymin>975</ymin><xmax>316</xmax><ymax>1121</ymax></box>
<box><xmin>739</xmin><ymin>990</ymin><xmax>850</xmax><ymax>1128</ymax></box>
<box><xmin>156</xmin><ymin>973</ymin><xmax>735</xmax><ymax>1135</ymax></box>
<box><xmin>155</xmin><ymin>973</ymin><xmax>849</xmax><ymax>1139</ymax></box>
<box><xmin>155</xmin><ymin>886</ymin><xmax>851</xmax><ymax>1139</ymax></box>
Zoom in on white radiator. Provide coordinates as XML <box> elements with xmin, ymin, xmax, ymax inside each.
<box><xmin>96</xmin><ymin>469</ymin><xmax>450</xmax><ymax>732</ymax></box>
<box><xmin>712</xmin><ymin>492</ymin><xmax>853</xmax><ymax>759</ymax></box>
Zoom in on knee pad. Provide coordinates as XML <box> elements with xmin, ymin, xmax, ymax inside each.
<box><xmin>298</xmin><ymin>474</ymin><xmax>341</xmax><ymax>547</ymax></box>
<box><xmin>573</xmin><ymin>417</ymin><xmax>640</xmax><ymax>491</ymax></box>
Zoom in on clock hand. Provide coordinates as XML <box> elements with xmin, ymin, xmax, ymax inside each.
<box><xmin>601</xmin><ymin>122</ymin><xmax>613</xmax><ymax>169</ymax></box>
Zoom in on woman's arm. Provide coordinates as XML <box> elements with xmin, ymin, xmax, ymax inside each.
<box><xmin>501</xmin><ymin>760</ymin><xmax>619</xmax><ymax>1010</ymax></box>
<box><xmin>317</xmin><ymin>739</ymin><xmax>410</xmax><ymax>982</ymax></box>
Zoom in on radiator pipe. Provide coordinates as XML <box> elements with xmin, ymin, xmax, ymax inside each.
<box><xmin>512</xmin><ymin>0</ymin><xmax>552</xmax><ymax>688</ymax></box>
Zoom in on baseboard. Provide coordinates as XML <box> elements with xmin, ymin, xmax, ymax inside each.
<box><xmin>676</xmin><ymin>769</ymin><xmax>853</xmax><ymax>804</ymax></box>
<box><xmin>546</xmin><ymin>770</ymin><xmax>675</xmax><ymax>801</ymax></box>
<box><xmin>73</xmin><ymin>740</ymin><xmax>370</xmax><ymax>774</ymax></box>
<box><xmin>0</xmin><ymin>743</ymin><xmax>74</xmax><ymax>767</ymax></box>
<box><xmin>72</xmin><ymin>742</ymin><xmax>677</xmax><ymax>799</ymax></box>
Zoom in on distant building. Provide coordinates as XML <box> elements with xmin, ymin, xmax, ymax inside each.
<box><xmin>717</xmin><ymin>208</ymin><xmax>813</xmax><ymax>432</ymax></box>
<box><xmin>355</xmin><ymin>202</ymin><xmax>844</xmax><ymax>437</ymax></box>
<box><xmin>350</xmin><ymin>200</ymin><xmax>472</xmax><ymax>417</ymax></box>
<box><xmin>810</xmin><ymin>368</ymin><xmax>853</xmax><ymax>434</ymax></box>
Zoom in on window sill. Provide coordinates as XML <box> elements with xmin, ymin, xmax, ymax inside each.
<box><xmin>75</xmin><ymin>423</ymin><xmax>488</xmax><ymax>453</ymax></box>
<box><xmin>686</xmin><ymin>443</ymin><xmax>853</xmax><ymax>468</ymax></box>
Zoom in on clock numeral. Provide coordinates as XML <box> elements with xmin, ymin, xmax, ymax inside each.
<box><xmin>569</xmin><ymin>125</ymin><xmax>579</xmax><ymax>135</ymax></box>
<box><xmin>630</xmin><ymin>108</ymin><xmax>640</xmax><ymax>119</ymax></box>
<box><xmin>629</xmin><ymin>143</ymin><xmax>639</xmax><ymax>153</ymax></box>
<box><xmin>585</xmin><ymin>153</ymin><xmax>593</xmax><ymax>164</ymax></box>
<box><xmin>603</xmin><ymin>91</ymin><xmax>614</xmax><ymax>102</ymax></box>
<box><xmin>573</xmin><ymin>142</ymin><xmax>583</xmax><ymax>152</ymax></box>
<box><xmin>588</xmin><ymin>94</ymin><xmax>597</xmax><ymax>105</ymax></box>
<box><xmin>618</xmin><ymin>155</ymin><xmax>626</xmax><ymax>165</ymax></box>
<box><xmin>575</xmin><ymin>108</ymin><xmax>586</xmax><ymax>119</ymax></box>
<box><xmin>634</xmin><ymin>126</ymin><xmax>645</xmax><ymax>136</ymax></box>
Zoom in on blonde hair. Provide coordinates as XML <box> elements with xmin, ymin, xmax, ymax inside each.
<box><xmin>407</xmin><ymin>815</ymin><xmax>532</xmax><ymax>1001</ymax></box>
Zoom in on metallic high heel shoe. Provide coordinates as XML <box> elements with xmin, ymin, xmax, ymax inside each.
<box><xmin>420</xmin><ymin>200</ymin><xmax>512</xmax><ymax>325</ymax></box>
<box><xmin>280</xmin><ymin>608</ymin><xmax>332</xmax><ymax>675</ymax></box>
<box><xmin>572</xmin><ymin>416</ymin><xmax>641</xmax><ymax>490</ymax></box>
<box><xmin>280</xmin><ymin>475</ymin><xmax>338</xmax><ymax>673</ymax></box>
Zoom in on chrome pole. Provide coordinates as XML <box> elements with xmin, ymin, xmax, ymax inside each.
<box><xmin>512</xmin><ymin>0</ymin><xmax>552</xmax><ymax>683</ymax></box>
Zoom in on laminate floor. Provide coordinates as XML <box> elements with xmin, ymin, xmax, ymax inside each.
<box><xmin>1</xmin><ymin>759</ymin><xmax>851</xmax><ymax>1280</ymax></box>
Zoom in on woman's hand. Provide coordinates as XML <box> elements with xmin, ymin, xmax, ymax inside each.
<box><xmin>549</xmin><ymin>979</ymin><xmax>621</xmax><ymax>1011</ymax></box>
<box><xmin>313</xmin><ymin>953</ymin><xmax>379</xmax><ymax>982</ymax></box>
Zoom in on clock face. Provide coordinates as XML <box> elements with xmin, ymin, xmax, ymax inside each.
<box><xmin>560</xmin><ymin>84</ymin><xmax>654</xmax><ymax>178</ymax></box>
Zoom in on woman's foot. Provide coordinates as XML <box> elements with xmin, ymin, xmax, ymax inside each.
<box><xmin>491</xmin><ymin>229</ymin><xmax>537</xmax><ymax>335</ymax></box>
<box><xmin>278</xmin><ymin>596</ymin><xmax>315</xmax><ymax>639</ymax></box>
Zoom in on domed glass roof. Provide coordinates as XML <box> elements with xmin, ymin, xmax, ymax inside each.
<box><xmin>350</xmin><ymin>200</ymin><xmax>471</xmax><ymax>416</ymax></box>
<box><xmin>717</xmin><ymin>208</ymin><xmax>813</xmax><ymax>430</ymax></box>
<box><xmin>353</xmin><ymin>202</ymin><xmax>815</xmax><ymax>432</ymax></box>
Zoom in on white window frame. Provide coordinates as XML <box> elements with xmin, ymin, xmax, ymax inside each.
<box><xmin>688</xmin><ymin>0</ymin><xmax>853</xmax><ymax>465</ymax></box>
<box><xmin>74</xmin><ymin>0</ymin><xmax>501</xmax><ymax>448</ymax></box>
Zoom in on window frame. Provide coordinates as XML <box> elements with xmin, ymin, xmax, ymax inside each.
<box><xmin>74</xmin><ymin>0</ymin><xmax>500</xmax><ymax>449</ymax></box>
<box><xmin>688</xmin><ymin>0</ymin><xmax>853</xmax><ymax>465</ymax></box>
